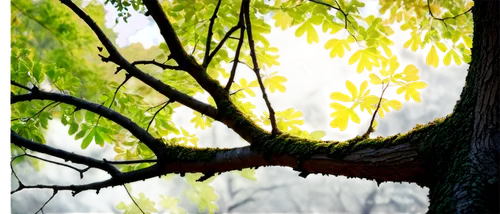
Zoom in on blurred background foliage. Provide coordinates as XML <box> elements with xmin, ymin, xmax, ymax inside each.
<box><xmin>9</xmin><ymin>0</ymin><xmax>466</xmax><ymax>214</ymax></box>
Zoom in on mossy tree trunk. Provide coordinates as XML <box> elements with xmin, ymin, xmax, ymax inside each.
<box><xmin>425</xmin><ymin>1</ymin><xmax>499</xmax><ymax>213</ymax></box>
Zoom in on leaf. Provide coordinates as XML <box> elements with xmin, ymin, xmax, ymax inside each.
<box><xmin>272</xmin><ymin>11</ymin><xmax>292</xmax><ymax>30</ymax></box>
<box><xmin>185</xmin><ymin>174</ymin><xmax>219</xmax><ymax>214</ymax></box>
<box><xmin>396</xmin><ymin>82</ymin><xmax>428</xmax><ymax>102</ymax></box>
<box><xmin>426</xmin><ymin>46</ymin><xmax>439</xmax><ymax>68</ymax></box>
<box><xmin>81</xmin><ymin>128</ymin><xmax>95</xmax><ymax>149</ymax></box>
<box><xmin>345</xmin><ymin>80</ymin><xmax>358</xmax><ymax>100</ymax></box>
<box><xmin>330</xmin><ymin>92</ymin><xmax>351</xmax><ymax>102</ymax></box>
<box><xmin>68</xmin><ymin>121</ymin><xmax>79</xmax><ymax>135</ymax></box>
<box><xmin>295</xmin><ymin>21</ymin><xmax>319</xmax><ymax>44</ymax></box>
<box><xmin>264</xmin><ymin>75</ymin><xmax>287</xmax><ymax>93</ymax></box>
<box><xmin>309</xmin><ymin>130</ymin><xmax>326</xmax><ymax>140</ymax></box>
<box><xmin>236</xmin><ymin>168</ymin><xmax>257</xmax><ymax>181</ymax></box>
<box><xmin>159</xmin><ymin>195</ymin><xmax>187</xmax><ymax>214</ymax></box>
<box><xmin>403</xmin><ymin>31</ymin><xmax>422</xmax><ymax>52</ymax></box>
<box><xmin>348</xmin><ymin>48</ymin><xmax>381</xmax><ymax>73</ymax></box>
<box><xmin>324</xmin><ymin>38</ymin><xmax>353</xmax><ymax>58</ymax></box>
<box><xmin>116</xmin><ymin>193</ymin><xmax>157</xmax><ymax>214</ymax></box>
<box><xmin>329</xmin><ymin>102</ymin><xmax>360</xmax><ymax>131</ymax></box>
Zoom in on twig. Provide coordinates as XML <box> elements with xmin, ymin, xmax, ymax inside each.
<box><xmin>124</xmin><ymin>185</ymin><xmax>146</xmax><ymax>214</ymax></box>
<box><xmin>11</xmin><ymin>80</ymin><xmax>33</xmax><ymax>92</ymax></box>
<box><xmin>225</xmin><ymin>3</ymin><xmax>246</xmax><ymax>92</ymax></box>
<box><xmin>132</xmin><ymin>60</ymin><xmax>182</xmax><ymax>70</ymax></box>
<box><xmin>104</xmin><ymin>159</ymin><xmax>159</xmax><ymax>164</ymax></box>
<box><xmin>362</xmin><ymin>83</ymin><xmax>389</xmax><ymax>138</ymax></box>
<box><xmin>203</xmin><ymin>0</ymin><xmax>223</xmax><ymax>67</ymax></box>
<box><xmin>427</xmin><ymin>0</ymin><xmax>473</xmax><ymax>22</ymax></box>
<box><xmin>205</xmin><ymin>25</ymin><xmax>241</xmax><ymax>67</ymax></box>
<box><xmin>146</xmin><ymin>100</ymin><xmax>172</xmax><ymax>131</ymax></box>
<box><xmin>34</xmin><ymin>189</ymin><xmax>58</xmax><ymax>214</ymax></box>
<box><xmin>22</xmin><ymin>154</ymin><xmax>90</xmax><ymax>179</ymax></box>
<box><xmin>309</xmin><ymin>0</ymin><xmax>357</xmax><ymax>42</ymax></box>
<box><xmin>242</xmin><ymin>0</ymin><xmax>279</xmax><ymax>134</ymax></box>
<box><xmin>11</xmin><ymin>101</ymin><xmax>58</xmax><ymax>122</ymax></box>
<box><xmin>145</xmin><ymin>100</ymin><xmax>170</xmax><ymax>112</ymax></box>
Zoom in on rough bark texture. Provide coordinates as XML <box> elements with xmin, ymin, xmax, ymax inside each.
<box><xmin>426</xmin><ymin>1</ymin><xmax>500</xmax><ymax>213</ymax></box>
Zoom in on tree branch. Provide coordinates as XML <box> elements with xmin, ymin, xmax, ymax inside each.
<box><xmin>203</xmin><ymin>0</ymin><xmax>223</xmax><ymax>67</ymax></box>
<box><xmin>309</xmin><ymin>0</ymin><xmax>357</xmax><ymax>42</ymax></box>
<box><xmin>142</xmin><ymin>0</ymin><xmax>195</xmax><ymax>68</ymax></box>
<box><xmin>11</xmin><ymin>91</ymin><xmax>167</xmax><ymax>157</ymax></box>
<box><xmin>225</xmin><ymin>4</ymin><xmax>247</xmax><ymax>92</ymax></box>
<box><xmin>11</xmin><ymin>131</ymin><xmax>121</xmax><ymax>176</ymax></box>
<box><xmin>12</xmin><ymin>119</ymin><xmax>435</xmax><ymax>195</ymax></box>
<box><xmin>17</xmin><ymin>154</ymin><xmax>90</xmax><ymax>179</ymax></box>
<box><xmin>242</xmin><ymin>0</ymin><xmax>279</xmax><ymax>134</ymax></box>
<box><xmin>132</xmin><ymin>60</ymin><xmax>183</xmax><ymax>71</ymax></box>
<box><xmin>11</xmin><ymin>80</ymin><xmax>33</xmax><ymax>92</ymax></box>
<box><xmin>124</xmin><ymin>185</ymin><xmax>146</xmax><ymax>214</ymax></box>
<box><xmin>59</xmin><ymin>0</ymin><xmax>218</xmax><ymax>120</ymax></box>
<box><xmin>427</xmin><ymin>0</ymin><xmax>473</xmax><ymax>22</ymax></box>
<box><xmin>206</xmin><ymin>25</ymin><xmax>241</xmax><ymax>67</ymax></box>
<box><xmin>35</xmin><ymin>189</ymin><xmax>57</xmax><ymax>214</ymax></box>
<box><xmin>146</xmin><ymin>100</ymin><xmax>172</xmax><ymax>131</ymax></box>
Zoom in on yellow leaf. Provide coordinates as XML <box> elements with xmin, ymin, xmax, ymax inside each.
<box><xmin>369</xmin><ymin>73</ymin><xmax>382</xmax><ymax>85</ymax></box>
<box><xmin>272</xmin><ymin>11</ymin><xmax>292</xmax><ymax>30</ymax></box>
<box><xmin>426</xmin><ymin>46</ymin><xmax>439</xmax><ymax>68</ymax></box>
<box><xmin>345</xmin><ymin>80</ymin><xmax>358</xmax><ymax>100</ymax></box>
<box><xmin>324</xmin><ymin>38</ymin><xmax>350</xmax><ymax>58</ymax></box>
<box><xmin>330</xmin><ymin>92</ymin><xmax>351</xmax><ymax>102</ymax></box>
<box><xmin>306</xmin><ymin>23</ymin><xmax>319</xmax><ymax>44</ymax></box>
<box><xmin>404</xmin><ymin>31</ymin><xmax>422</xmax><ymax>52</ymax></box>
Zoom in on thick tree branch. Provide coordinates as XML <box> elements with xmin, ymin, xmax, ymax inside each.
<box><xmin>243</xmin><ymin>0</ymin><xmax>279</xmax><ymax>134</ymax></box>
<box><xmin>60</xmin><ymin>0</ymin><xmax>217</xmax><ymax>120</ymax></box>
<box><xmin>142</xmin><ymin>0</ymin><xmax>194</xmax><ymax>68</ymax></box>
<box><xmin>11</xmin><ymin>116</ymin><xmax>435</xmax><ymax>195</ymax></box>
<box><xmin>203</xmin><ymin>0</ymin><xmax>223</xmax><ymax>67</ymax></box>
<box><xmin>11</xmin><ymin>91</ymin><xmax>167</xmax><ymax>157</ymax></box>
<box><xmin>11</xmin><ymin>131</ymin><xmax>121</xmax><ymax>176</ymax></box>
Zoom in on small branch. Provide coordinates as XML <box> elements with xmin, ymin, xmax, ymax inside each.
<box><xmin>132</xmin><ymin>60</ymin><xmax>183</xmax><ymax>71</ymax></box>
<box><xmin>11</xmin><ymin>80</ymin><xmax>33</xmax><ymax>92</ymax></box>
<box><xmin>35</xmin><ymin>189</ymin><xmax>58</xmax><ymax>214</ymax></box>
<box><xmin>230</xmin><ymin>88</ymin><xmax>246</xmax><ymax>96</ymax></box>
<box><xmin>105</xmin><ymin>159</ymin><xmax>159</xmax><ymax>164</ymax></box>
<box><xmin>203</xmin><ymin>0</ymin><xmax>223</xmax><ymax>67</ymax></box>
<box><xmin>206</xmin><ymin>25</ymin><xmax>241</xmax><ymax>67</ymax></box>
<box><xmin>309</xmin><ymin>0</ymin><xmax>357</xmax><ymax>42</ymax></box>
<box><xmin>124</xmin><ymin>185</ymin><xmax>146</xmax><ymax>214</ymax></box>
<box><xmin>108</xmin><ymin>74</ymin><xmax>131</xmax><ymax>110</ymax></box>
<box><xmin>146</xmin><ymin>100</ymin><xmax>172</xmax><ymax>131</ymax></box>
<box><xmin>242</xmin><ymin>0</ymin><xmax>279</xmax><ymax>134</ymax></box>
<box><xmin>362</xmin><ymin>83</ymin><xmax>390</xmax><ymax>138</ymax></box>
<box><xmin>225</xmin><ymin>4</ymin><xmax>246</xmax><ymax>92</ymax></box>
<box><xmin>145</xmin><ymin>100</ymin><xmax>169</xmax><ymax>112</ymax></box>
<box><xmin>11</xmin><ymin>101</ymin><xmax>59</xmax><ymax>122</ymax></box>
<box><xmin>427</xmin><ymin>0</ymin><xmax>473</xmax><ymax>22</ymax></box>
<box><xmin>21</xmin><ymin>154</ymin><xmax>90</xmax><ymax>179</ymax></box>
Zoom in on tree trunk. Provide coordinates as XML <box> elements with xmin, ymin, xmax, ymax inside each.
<box><xmin>426</xmin><ymin>1</ymin><xmax>499</xmax><ymax>213</ymax></box>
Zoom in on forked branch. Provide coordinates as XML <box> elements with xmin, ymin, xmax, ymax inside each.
<box><xmin>242</xmin><ymin>0</ymin><xmax>279</xmax><ymax>134</ymax></box>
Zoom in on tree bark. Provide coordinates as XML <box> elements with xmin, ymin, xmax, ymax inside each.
<box><xmin>426</xmin><ymin>1</ymin><xmax>500</xmax><ymax>213</ymax></box>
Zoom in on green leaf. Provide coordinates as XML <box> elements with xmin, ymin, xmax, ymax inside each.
<box><xmin>68</xmin><ymin>121</ymin><xmax>79</xmax><ymax>135</ymax></box>
<box><xmin>81</xmin><ymin>128</ymin><xmax>95</xmax><ymax>149</ymax></box>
